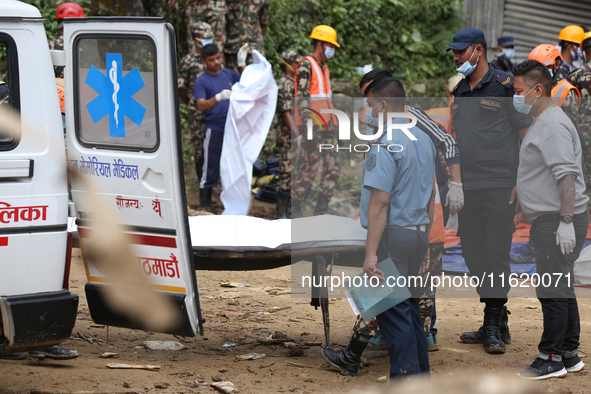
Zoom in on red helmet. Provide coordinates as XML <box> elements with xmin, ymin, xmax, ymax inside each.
<box><xmin>56</xmin><ymin>3</ymin><xmax>84</xmax><ymax>20</ymax></box>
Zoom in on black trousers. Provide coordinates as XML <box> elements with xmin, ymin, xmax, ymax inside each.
<box><xmin>530</xmin><ymin>212</ymin><xmax>588</xmax><ymax>357</ymax></box>
<box><xmin>459</xmin><ymin>187</ymin><xmax>515</xmax><ymax>306</ymax></box>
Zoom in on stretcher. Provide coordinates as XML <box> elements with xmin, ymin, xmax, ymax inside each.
<box><xmin>69</xmin><ymin>214</ymin><xmax>368</xmax><ymax>344</ymax></box>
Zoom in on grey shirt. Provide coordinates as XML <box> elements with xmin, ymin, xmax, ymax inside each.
<box><xmin>517</xmin><ymin>105</ymin><xmax>589</xmax><ymax>221</ymax></box>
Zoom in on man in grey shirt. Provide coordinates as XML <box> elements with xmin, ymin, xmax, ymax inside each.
<box><xmin>512</xmin><ymin>60</ymin><xmax>588</xmax><ymax>380</ymax></box>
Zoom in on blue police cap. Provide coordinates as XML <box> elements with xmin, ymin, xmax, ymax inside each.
<box><xmin>497</xmin><ymin>35</ymin><xmax>514</xmax><ymax>47</ymax></box>
<box><xmin>447</xmin><ymin>28</ymin><xmax>486</xmax><ymax>52</ymax></box>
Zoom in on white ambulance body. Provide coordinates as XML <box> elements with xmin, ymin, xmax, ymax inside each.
<box><xmin>0</xmin><ymin>0</ymin><xmax>77</xmax><ymax>352</ymax></box>
<box><xmin>1</xmin><ymin>0</ymin><xmax>203</xmax><ymax>352</ymax></box>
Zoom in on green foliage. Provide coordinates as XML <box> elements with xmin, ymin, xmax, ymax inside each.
<box><xmin>265</xmin><ymin>0</ymin><xmax>465</xmax><ymax>84</ymax></box>
<box><xmin>21</xmin><ymin>0</ymin><xmax>92</xmax><ymax>41</ymax></box>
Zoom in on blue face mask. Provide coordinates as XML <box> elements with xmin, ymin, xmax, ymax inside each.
<box><xmin>324</xmin><ymin>46</ymin><xmax>335</xmax><ymax>59</ymax></box>
<box><xmin>548</xmin><ymin>67</ymin><xmax>554</xmax><ymax>78</ymax></box>
<box><xmin>513</xmin><ymin>85</ymin><xmax>538</xmax><ymax>114</ymax></box>
<box><xmin>196</xmin><ymin>38</ymin><xmax>214</xmax><ymax>48</ymax></box>
<box><xmin>503</xmin><ymin>48</ymin><xmax>515</xmax><ymax>59</ymax></box>
<box><xmin>456</xmin><ymin>47</ymin><xmax>479</xmax><ymax>76</ymax></box>
<box><xmin>363</xmin><ymin>98</ymin><xmax>368</xmax><ymax>107</ymax></box>
<box><xmin>577</xmin><ymin>47</ymin><xmax>583</xmax><ymax>59</ymax></box>
<box><xmin>365</xmin><ymin>101</ymin><xmax>384</xmax><ymax>127</ymax></box>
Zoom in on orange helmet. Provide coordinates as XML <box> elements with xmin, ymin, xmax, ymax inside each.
<box><xmin>56</xmin><ymin>78</ymin><xmax>65</xmax><ymax>114</ymax></box>
<box><xmin>529</xmin><ymin>44</ymin><xmax>563</xmax><ymax>67</ymax></box>
<box><xmin>56</xmin><ymin>3</ymin><xmax>84</xmax><ymax>20</ymax></box>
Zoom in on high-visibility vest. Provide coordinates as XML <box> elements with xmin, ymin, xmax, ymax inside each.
<box><xmin>293</xmin><ymin>56</ymin><xmax>337</xmax><ymax>127</ymax></box>
<box><xmin>552</xmin><ymin>79</ymin><xmax>581</xmax><ymax>109</ymax></box>
<box><xmin>425</xmin><ymin>107</ymin><xmax>452</xmax><ymax>137</ymax></box>
<box><xmin>429</xmin><ymin>185</ymin><xmax>446</xmax><ymax>244</ymax></box>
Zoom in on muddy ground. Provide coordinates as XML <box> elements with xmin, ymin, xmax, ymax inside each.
<box><xmin>1</xmin><ymin>243</ymin><xmax>591</xmax><ymax>393</ymax></box>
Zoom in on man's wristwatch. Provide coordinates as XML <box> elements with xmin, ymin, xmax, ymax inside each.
<box><xmin>561</xmin><ymin>214</ymin><xmax>573</xmax><ymax>224</ymax></box>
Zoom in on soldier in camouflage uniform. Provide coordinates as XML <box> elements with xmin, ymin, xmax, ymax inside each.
<box><xmin>186</xmin><ymin>1</ymin><xmax>227</xmax><ymax>54</ymax></box>
<box><xmin>568</xmin><ymin>32</ymin><xmax>591</xmax><ymax>193</ymax></box>
<box><xmin>291</xmin><ymin>28</ymin><xmax>341</xmax><ymax>217</ymax></box>
<box><xmin>178</xmin><ymin>22</ymin><xmax>213</xmax><ymax>181</ymax></box>
<box><xmin>224</xmin><ymin>0</ymin><xmax>269</xmax><ymax>71</ymax></box>
<box><xmin>275</xmin><ymin>51</ymin><xmax>302</xmax><ymax>219</ymax></box>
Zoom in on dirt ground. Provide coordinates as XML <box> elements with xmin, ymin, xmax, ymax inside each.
<box><xmin>2</xmin><ymin>245</ymin><xmax>591</xmax><ymax>394</ymax></box>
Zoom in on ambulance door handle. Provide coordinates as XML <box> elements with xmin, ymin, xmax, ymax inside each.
<box><xmin>0</xmin><ymin>159</ymin><xmax>34</xmax><ymax>178</ymax></box>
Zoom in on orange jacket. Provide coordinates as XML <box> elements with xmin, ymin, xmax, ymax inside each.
<box><xmin>293</xmin><ymin>56</ymin><xmax>337</xmax><ymax>127</ymax></box>
<box><xmin>429</xmin><ymin>185</ymin><xmax>446</xmax><ymax>244</ymax></box>
<box><xmin>552</xmin><ymin>79</ymin><xmax>580</xmax><ymax>109</ymax></box>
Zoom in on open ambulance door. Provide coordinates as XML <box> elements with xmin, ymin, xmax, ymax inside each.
<box><xmin>63</xmin><ymin>18</ymin><xmax>203</xmax><ymax>336</ymax></box>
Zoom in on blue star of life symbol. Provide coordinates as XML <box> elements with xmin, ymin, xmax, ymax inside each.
<box><xmin>85</xmin><ymin>53</ymin><xmax>146</xmax><ymax>138</ymax></box>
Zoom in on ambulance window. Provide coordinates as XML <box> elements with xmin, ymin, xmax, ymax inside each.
<box><xmin>0</xmin><ymin>34</ymin><xmax>20</xmax><ymax>151</ymax></box>
<box><xmin>74</xmin><ymin>36</ymin><xmax>158</xmax><ymax>152</ymax></box>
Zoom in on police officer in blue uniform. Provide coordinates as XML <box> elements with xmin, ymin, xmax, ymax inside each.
<box><xmin>359</xmin><ymin>78</ymin><xmax>436</xmax><ymax>379</ymax></box>
<box><xmin>448</xmin><ymin>28</ymin><xmax>533</xmax><ymax>354</ymax></box>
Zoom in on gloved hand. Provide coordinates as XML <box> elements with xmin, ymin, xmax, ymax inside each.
<box><xmin>445</xmin><ymin>181</ymin><xmax>464</xmax><ymax>215</ymax></box>
<box><xmin>237</xmin><ymin>43</ymin><xmax>249</xmax><ymax>67</ymax></box>
<box><xmin>215</xmin><ymin>89</ymin><xmax>232</xmax><ymax>102</ymax></box>
<box><xmin>295</xmin><ymin>135</ymin><xmax>302</xmax><ymax>149</ymax></box>
<box><xmin>556</xmin><ymin>221</ymin><xmax>576</xmax><ymax>255</ymax></box>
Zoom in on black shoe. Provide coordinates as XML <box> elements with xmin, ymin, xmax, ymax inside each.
<box><xmin>460</xmin><ymin>307</ymin><xmax>506</xmax><ymax>354</ymax></box>
<box><xmin>564</xmin><ymin>355</ymin><xmax>585</xmax><ymax>372</ymax></box>
<box><xmin>291</xmin><ymin>198</ymin><xmax>303</xmax><ymax>218</ymax></box>
<box><xmin>199</xmin><ymin>188</ymin><xmax>212</xmax><ymax>211</ymax></box>
<box><xmin>500</xmin><ymin>306</ymin><xmax>511</xmax><ymax>344</ymax></box>
<box><xmin>0</xmin><ymin>352</ymin><xmax>27</xmax><ymax>359</ymax></box>
<box><xmin>321</xmin><ymin>335</ymin><xmax>368</xmax><ymax>376</ymax></box>
<box><xmin>275</xmin><ymin>191</ymin><xmax>290</xmax><ymax>219</ymax></box>
<box><xmin>313</xmin><ymin>195</ymin><xmax>338</xmax><ymax>216</ymax></box>
<box><xmin>29</xmin><ymin>345</ymin><xmax>79</xmax><ymax>360</ymax></box>
<box><xmin>518</xmin><ymin>357</ymin><xmax>567</xmax><ymax>380</ymax></box>
<box><xmin>510</xmin><ymin>241</ymin><xmax>535</xmax><ymax>264</ymax></box>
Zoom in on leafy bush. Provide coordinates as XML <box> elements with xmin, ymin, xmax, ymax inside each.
<box><xmin>265</xmin><ymin>0</ymin><xmax>465</xmax><ymax>85</ymax></box>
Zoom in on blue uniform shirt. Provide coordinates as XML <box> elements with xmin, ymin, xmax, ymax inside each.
<box><xmin>360</xmin><ymin>117</ymin><xmax>436</xmax><ymax>229</ymax></box>
<box><xmin>193</xmin><ymin>68</ymin><xmax>240</xmax><ymax>130</ymax></box>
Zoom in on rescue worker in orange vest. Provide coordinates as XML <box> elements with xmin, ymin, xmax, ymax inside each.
<box><xmin>557</xmin><ymin>25</ymin><xmax>585</xmax><ymax>79</ymax></box>
<box><xmin>291</xmin><ymin>25</ymin><xmax>340</xmax><ymax>217</ymax></box>
<box><xmin>529</xmin><ymin>44</ymin><xmax>580</xmax><ymax>127</ymax></box>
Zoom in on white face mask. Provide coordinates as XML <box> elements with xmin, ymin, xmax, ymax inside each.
<box><xmin>503</xmin><ymin>48</ymin><xmax>515</xmax><ymax>59</ymax></box>
<box><xmin>513</xmin><ymin>85</ymin><xmax>538</xmax><ymax>114</ymax></box>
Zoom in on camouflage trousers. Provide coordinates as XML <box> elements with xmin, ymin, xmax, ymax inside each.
<box><xmin>276</xmin><ymin>131</ymin><xmax>291</xmax><ymax>193</ymax></box>
<box><xmin>187</xmin><ymin>4</ymin><xmax>226</xmax><ymax>53</ymax></box>
<box><xmin>124</xmin><ymin>0</ymin><xmax>168</xmax><ymax>16</ymax></box>
<box><xmin>583</xmin><ymin>145</ymin><xmax>591</xmax><ymax>193</ymax></box>
<box><xmin>353</xmin><ymin>242</ymin><xmax>444</xmax><ymax>338</ymax></box>
<box><xmin>290</xmin><ymin>130</ymin><xmax>340</xmax><ymax>203</ymax></box>
<box><xmin>187</xmin><ymin>104</ymin><xmax>206</xmax><ymax>179</ymax></box>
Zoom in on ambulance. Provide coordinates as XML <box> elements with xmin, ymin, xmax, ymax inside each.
<box><xmin>0</xmin><ymin>0</ymin><xmax>203</xmax><ymax>353</ymax></box>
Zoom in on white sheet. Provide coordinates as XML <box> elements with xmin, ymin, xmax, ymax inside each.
<box><xmin>220</xmin><ymin>50</ymin><xmax>278</xmax><ymax>216</ymax></box>
<box><xmin>189</xmin><ymin>215</ymin><xmax>367</xmax><ymax>252</ymax></box>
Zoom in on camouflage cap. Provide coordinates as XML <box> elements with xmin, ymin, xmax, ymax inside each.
<box><xmin>192</xmin><ymin>22</ymin><xmax>213</xmax><ymax>39</ymax></box>
<box><xmin>280</xmin><ymin>50</ymin><xmax>302</xmax><ymax>64</ymax></box>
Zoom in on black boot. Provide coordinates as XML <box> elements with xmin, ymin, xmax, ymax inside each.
<box><xmin>321</xmin><ymin>334</ymin><xmax>368</xmax><ymax>376</ymax></box>
<box><xmin>29</xmin><ymin>345</ymin><xmax>79</xmax><ymax>360</ymax></box>
<box><xmin>276</xmin><ymin>191</ymin><xmax>289</xmax><ymax>219</ymax></box>
<box><xmin>291</xmin><ymin>198</ymin><xmax>303</xmax><ymax>218</ymax></box>
<box><xmin>500</xmin><ymin>306</ymin><xmax>511</xmax><ymax>344</ymax></box>
<box><xmin>199</xmin><ymin>187</ymin><xmax>212</xmax><ymax>211</ymax></box>
<box><xmin>313</xmin><ymin>195</ymin><xmax>337</xmax><ymax>216</ymax></box>
<box><xmin>460</xmin><ymin>307</ymin><xmax>506</xmax><ymax>354</ymax></box>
